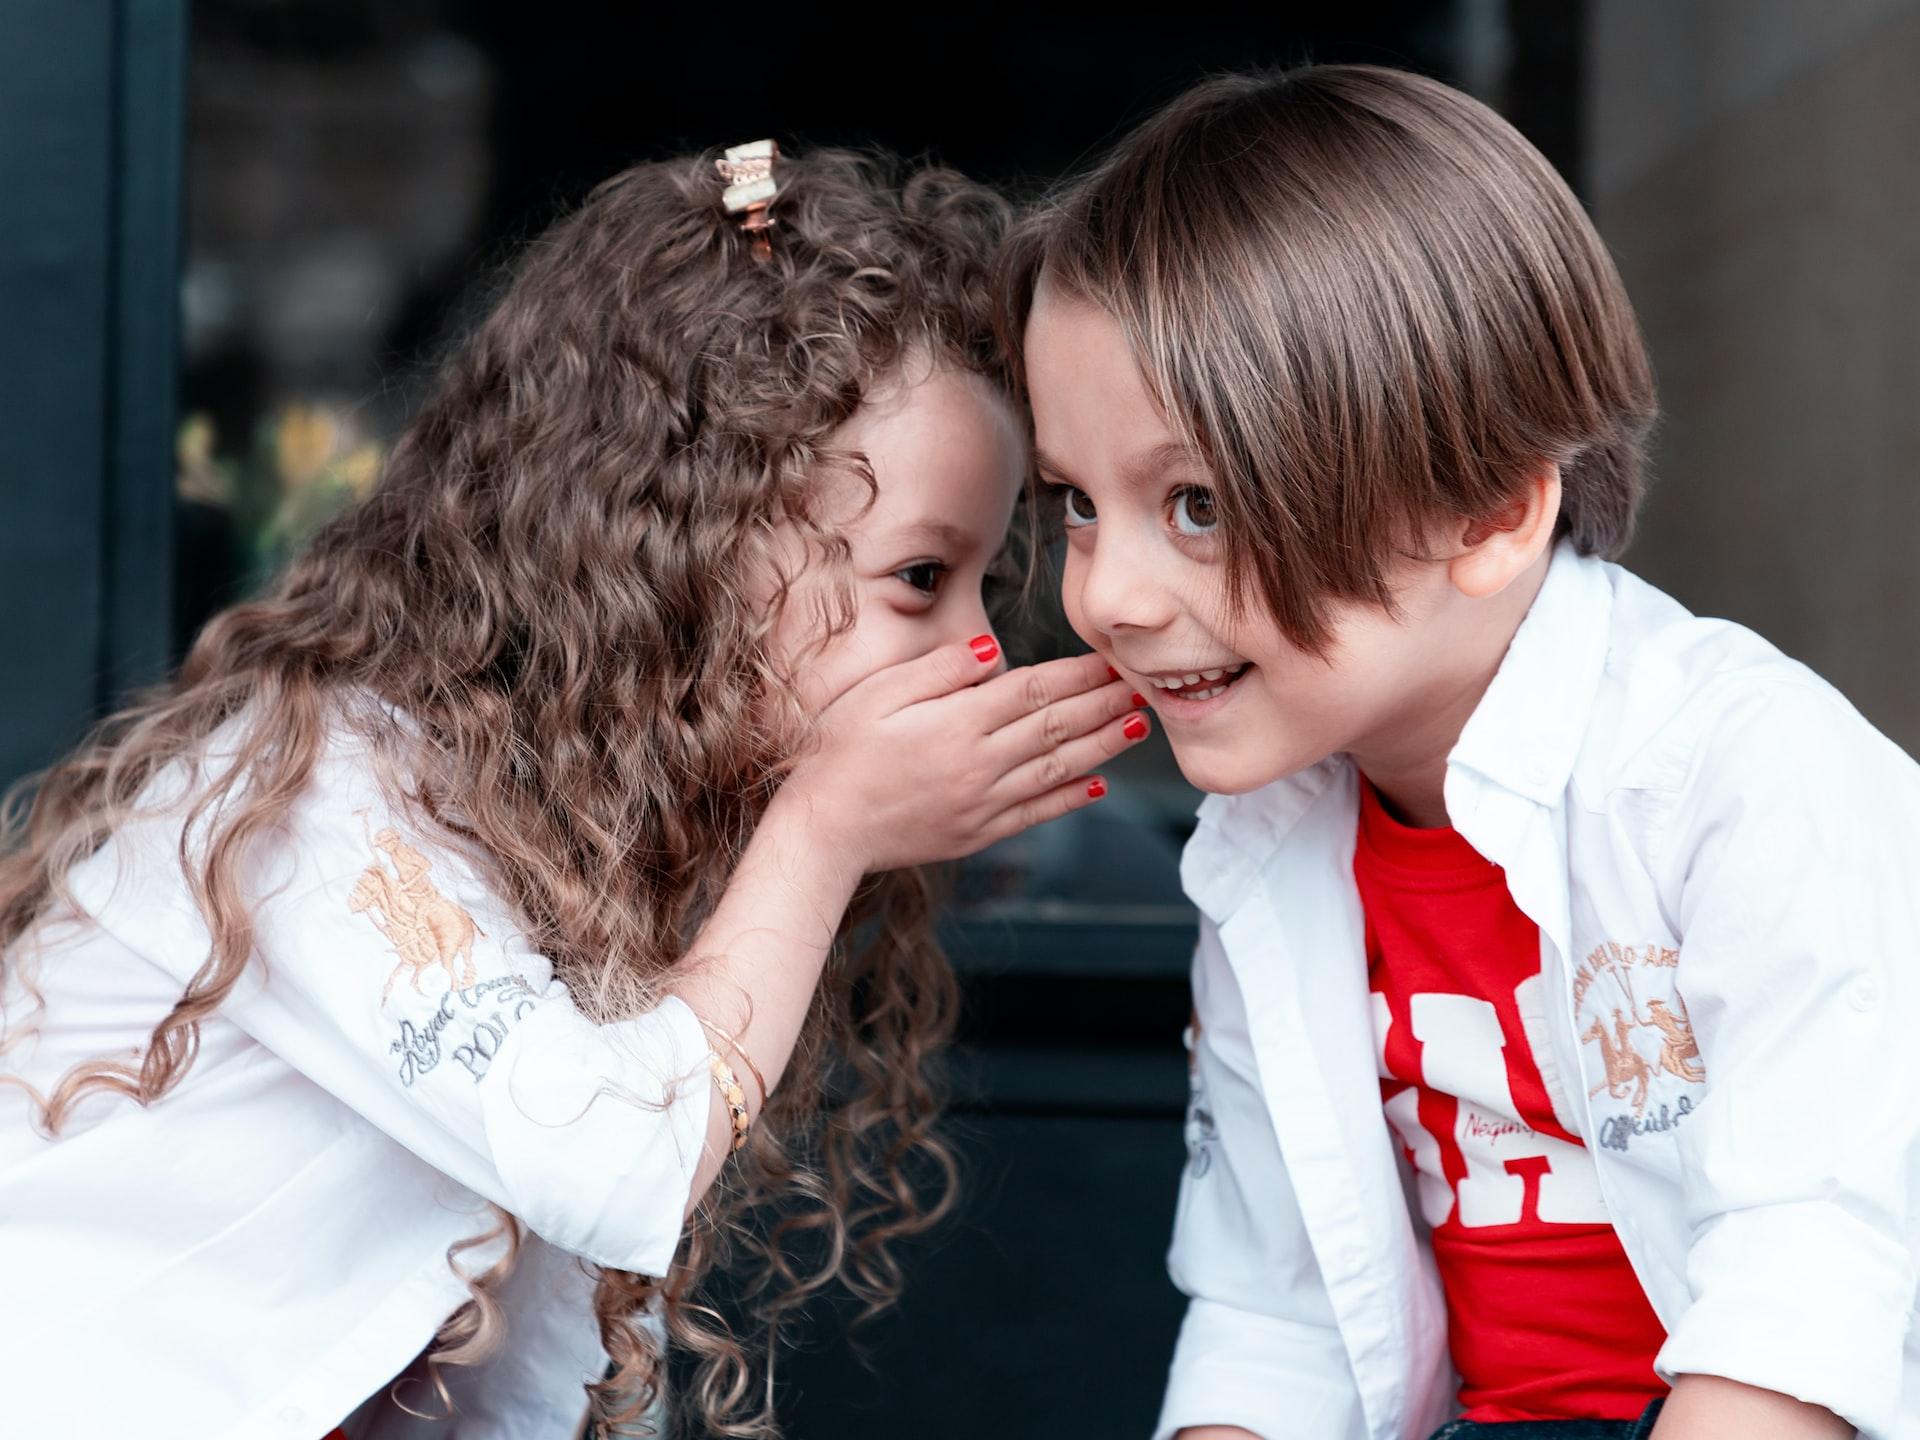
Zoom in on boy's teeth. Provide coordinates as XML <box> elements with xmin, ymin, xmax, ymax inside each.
<box><xmin>1145</xmin><ymin>663</ymin><xmax>1250</xmax><ymax>692</ymax></box>
<box><xmin>1142</xmin><ymin>662</ymin><xmax>1248</xmax><ymax>692</ymax></box>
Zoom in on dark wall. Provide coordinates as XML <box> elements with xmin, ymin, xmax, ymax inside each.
<box><xmin>0</xmin><ymin>0</ymin><xmax>187</xmax><ymax>794</ymax></box>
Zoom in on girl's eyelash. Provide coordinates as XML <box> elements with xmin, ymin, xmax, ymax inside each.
<box><xmin>894</xmin><ymin>560</ymin><xmax>949</xmax><ymax>596</ymax></box>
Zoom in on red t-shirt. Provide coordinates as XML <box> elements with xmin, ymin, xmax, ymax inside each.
<box><xmin>1354</xmin><ymin>779</ymin><xmax>1668</xmax><ymax>1423</ymax></box>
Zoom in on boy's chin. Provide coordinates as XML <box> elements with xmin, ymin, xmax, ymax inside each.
<box><xmin>1169</xmin><ymin>737</ymin><xmax>1326</xmax><ymax>797</ymax></box>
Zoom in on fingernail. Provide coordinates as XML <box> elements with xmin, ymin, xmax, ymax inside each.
<box><xmin>1087</xmin><ymin>777</ymin><xmax>1107</xmax><ymax>799</ymax></box>
<box><xmin>1123</xmin><ymin>714</ymin><xmax>1149</xmax><ymax>740</ymax></box>
<box><xmin>1106</xmin><ymin>665</ymin><xmax>1121</xmax><ymax>681</ymax></box>
<box><xmin>1131</xmin><ymin>692</ymin><xmax>1148</xmax><ymax>709</ymax></box>
<box><xmin>970</xmin><ymin>635</ymin><xmax>999</xmax><ymax>664</ymax></box>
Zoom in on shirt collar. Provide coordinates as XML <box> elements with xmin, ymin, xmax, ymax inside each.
<box><xmin>1447</xmin><ymin>538</ymin><xmax>1614</xmax><ymax>807</ymax></box>
<box><xmin>1183</xmin><ymin>540</ymin><xmax>1614</xmax><ymax>920</ymax></box>
<box><xmin>1182</xmin><ymin>759</ymin><xmax>1343</xmax><ymax>923</ymax></box>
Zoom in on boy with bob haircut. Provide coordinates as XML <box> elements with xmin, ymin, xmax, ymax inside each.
<box><xmin>1003</xmin><ymin>66</ymin><xmax>1918</xmax><ymax>1440</ymax></box>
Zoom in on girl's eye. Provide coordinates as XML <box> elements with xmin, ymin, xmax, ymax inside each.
<box><xmin>1060</xmin><ymin>486</ymin><xmax>1098</xmax><ymax>528</ymax></box>
<box><xmin>1172</xmin><ymin>486</ymin><xmax>1219</xmax><ymax>536</ymax></box>
<box><xmin>895</xmin><ymin>561</ymin><xmax>948</xmax><ymax>596</ymax></box>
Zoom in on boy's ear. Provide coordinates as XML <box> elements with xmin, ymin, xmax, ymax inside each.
<box><xmin>1449</xmin><ymin>463</ymin><xmax>1563</xmax><ymax>600</ymax></box>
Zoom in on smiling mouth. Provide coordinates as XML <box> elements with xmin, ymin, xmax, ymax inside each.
<box><xmin>1139</xmin><ymin>662</ymin><xmax>1251</xmax><ymax>701</ymax></box>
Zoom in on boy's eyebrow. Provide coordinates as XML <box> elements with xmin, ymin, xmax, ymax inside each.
<box><xmin>1126</xmin><ymin>441</ymin><xmax>1207</xmax><ymax>487</ymax></box>
<box><xmin>1034</xmin><ymin>442</ymin><xmax>1204</xmax><ymax>489</ymax></box>
<box><xmin>1032</xmin><ymin>448</ymin><xmax>1076</xmax><ymax>484</ymax></box>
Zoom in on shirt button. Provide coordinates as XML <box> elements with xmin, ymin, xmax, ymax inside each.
<box><xmin>1849</xmin><ymin>979</ymin><xmax>1881</xmax><ymax>1012</ymax></box>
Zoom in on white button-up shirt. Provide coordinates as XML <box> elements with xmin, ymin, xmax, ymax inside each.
<box><xmin>0</xmin><ymin>722</ymin><xmax>712</xmax><ymax>1439</ymax></box>
<box><xmin>1156</xmin><ymin>543</ymin><xmax>1920</xmax><ymax>1440</ymax></box>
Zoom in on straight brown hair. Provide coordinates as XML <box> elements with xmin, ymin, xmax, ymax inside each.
<box><xmin>1000</xmin><ymin>64</ymin><xmax>1658</xmax><ymax>651</ymax></box>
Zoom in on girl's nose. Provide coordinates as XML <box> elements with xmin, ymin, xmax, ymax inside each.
<box><xmin>933</xmin><ymin>594</ymin><xmax>996</xmax><ymax>654</ymax></box>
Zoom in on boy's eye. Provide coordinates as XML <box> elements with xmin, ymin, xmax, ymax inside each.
<box><xmin>1172</xmin><ymin>486</ymin><xmax>1218</xmax><ymax>536</ymax></box>
<box><xmin>895</xmin><ymin>561</ymin><xmax>948</xmax><ymax>596</ymax></box>
<box><xmin>1060</xmin><ymin>486</ymin><xmax>1098</xmax><ymax>528</ymax></box>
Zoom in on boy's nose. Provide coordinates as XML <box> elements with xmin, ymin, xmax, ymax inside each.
<box><xmin>1073</xmin><ymin>532</ymin><xmax>1177</xmax><ymax>637</ymax></box>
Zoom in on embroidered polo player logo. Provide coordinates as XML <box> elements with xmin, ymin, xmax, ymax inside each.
<box><xmin>1643</xmin><ymin>997</ymin><xmax>1705</xmax><ymax>1083</ymax></box>
<box><xmin>1583</xmin><ymin>1009</ymin><xmax>1654</xmax><ymax>1115</ymax></box>
<box><xmin>348</xmin><ymin>818</ymin><xmax>482</xmax><ymax>1006</ymax></box>
<box><xmin>1573</xmin><ymin>943</ymin><xmax>1704</xmax><ymax>1118</ymax></box>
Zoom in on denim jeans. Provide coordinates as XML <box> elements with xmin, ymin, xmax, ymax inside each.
<box><xmin>1426</xmin><ymin>1397</ymin><xmax>1665</xmax><ymax>1440</ymax></box>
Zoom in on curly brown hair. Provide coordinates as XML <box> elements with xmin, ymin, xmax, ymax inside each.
<box><xmin>0</xmin><ymin>146</ymin><xmax>1012</xmax><ymax>1436</ymax></box>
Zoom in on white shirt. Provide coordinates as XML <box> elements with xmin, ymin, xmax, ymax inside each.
<box><xmin>1156</xmin><ymin>542</ymin><xmax>1920</xmax><ymax>1440</ymax></box>
<box><xmin>0</xmin><ymin>720</ymin><xmax>712</xmax><ymax>1439</ymax></box>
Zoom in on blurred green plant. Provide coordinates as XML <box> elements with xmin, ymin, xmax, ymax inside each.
<box><xmin>177</xmin><ymin>404</ymin><xmax>383</xmax><ymax>592</ymax></box>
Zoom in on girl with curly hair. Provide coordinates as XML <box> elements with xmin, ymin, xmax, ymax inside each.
<box><xmin>0</xmin><ymin>144</ymin><xmax>1149</xmax><ymax>1439</ymax></box>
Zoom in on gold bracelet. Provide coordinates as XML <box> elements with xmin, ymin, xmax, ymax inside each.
<box><xmin>696</xmin><ymin>1018</ymin><xmax>770</xmax><ymax>1110</ymax></box>
<box><xmin>709</xmin><ymin>1053</ymin><xmax>751</xmax><ymax>1152</ymax></box>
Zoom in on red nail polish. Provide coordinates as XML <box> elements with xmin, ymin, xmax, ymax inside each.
<box><xmin>1131</xmin><ymin>692</ymin><xmax>1148</xmax><ymax>709</ymax></box>
<box><xmin>1106</xmin><ymin>665</ymin><xmax>1120</xmax><ymax>680</ymax></box>
<box><xmin>970</xmin><ymin>635</ymin><xmax>999</xmax><ymax>664</ymax></box>
<box><xmin>1087</xmin><ymin>777</ymin><xmax>1107</xmax><ymax>799</ymax></box>
<box><xmin>1123</xmin><ymin>714</ymin><xmax>1149</xmax><ymax>740</ymax></box>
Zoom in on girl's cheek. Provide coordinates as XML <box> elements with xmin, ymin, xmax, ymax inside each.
<box><xmin>809</xmin><ymin>609</ymin><xmax>937</xmax><ymax>710</ymax></box>
<box><xmin>1057</xmin><ymin>549</ymin><xmax>1097</xmax><ymax>648</ymax></box>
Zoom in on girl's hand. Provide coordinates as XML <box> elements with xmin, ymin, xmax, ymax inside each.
<box><xmin>780</xmin><ymin>636</ymin><xmax>1149</xmax><ymax>875</ymax></box>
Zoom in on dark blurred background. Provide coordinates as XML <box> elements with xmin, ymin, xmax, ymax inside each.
<box><xmin>3</xmin><ymin>2</ymin><xmax>1917</xmax><ymax>1435</ymax></box>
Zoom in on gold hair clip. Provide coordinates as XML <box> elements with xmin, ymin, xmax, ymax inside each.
<box><xmin>716</xmin><ymin>139</ymin><xmax>780</xmax><ymax>262</ymax></box>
